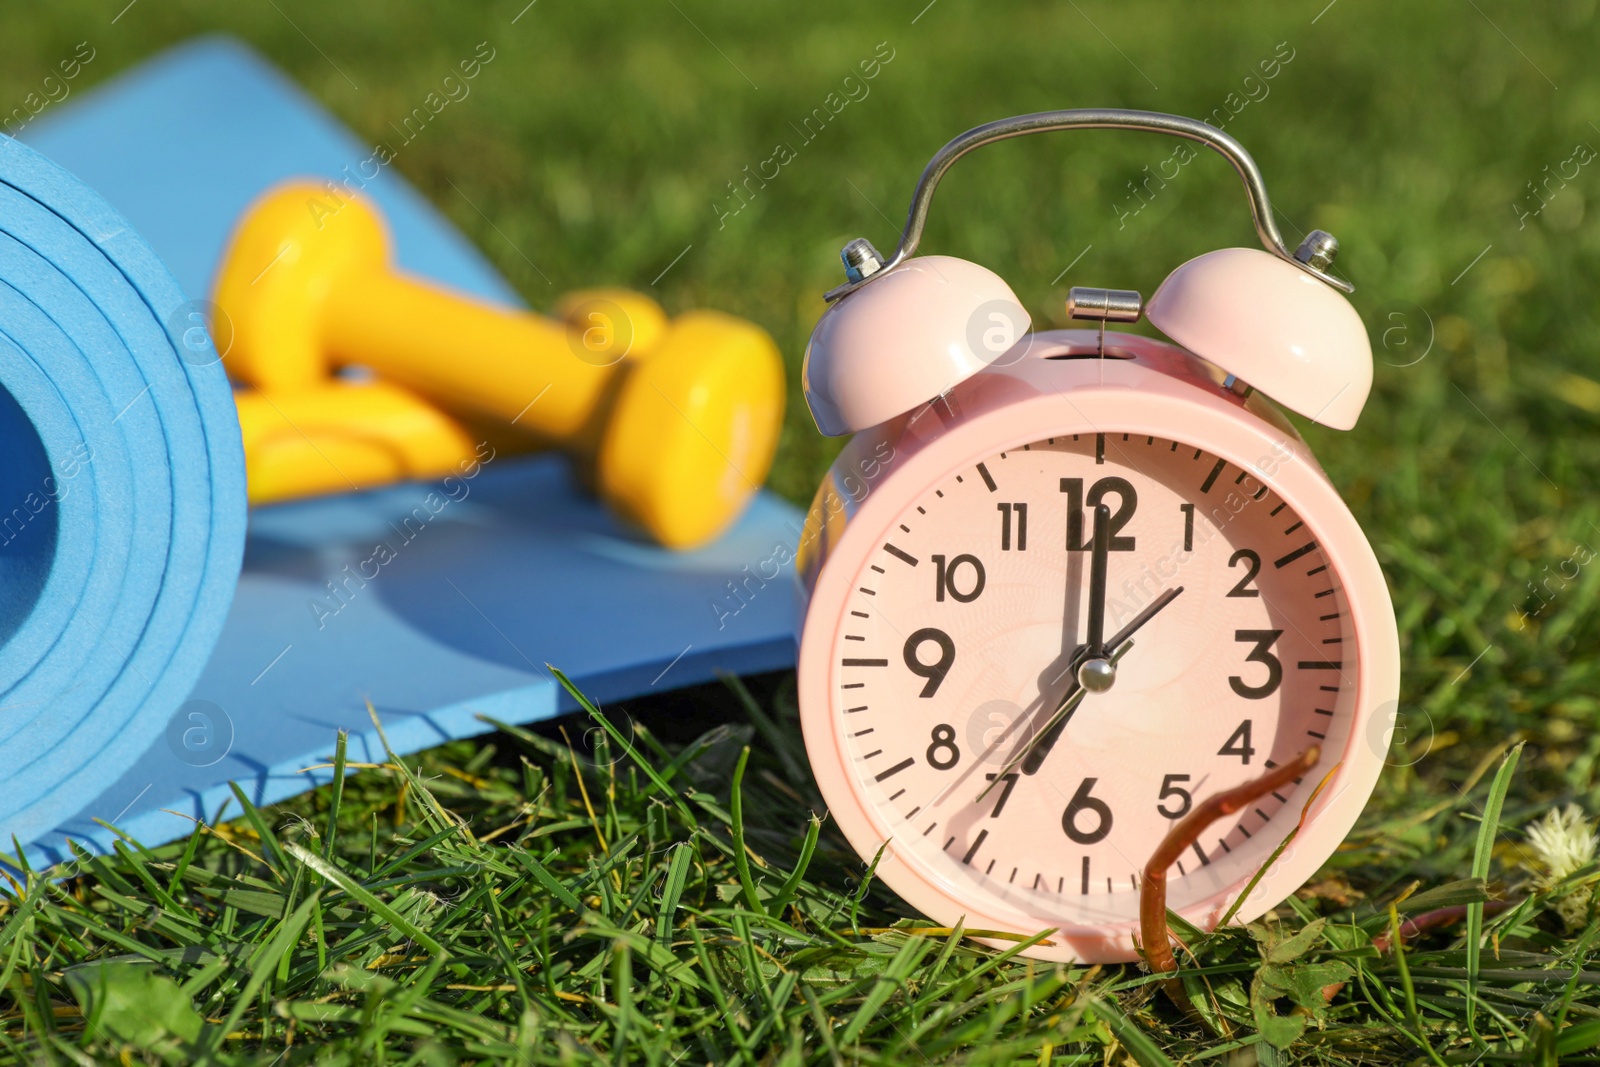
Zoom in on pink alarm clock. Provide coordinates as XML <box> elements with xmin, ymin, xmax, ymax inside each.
<box><xmin>795</xmin><ymin>110</ymin><xmax>1399</xmax><ymax>963</ymax></box>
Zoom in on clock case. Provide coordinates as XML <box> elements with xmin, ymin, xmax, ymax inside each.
<box><xmin>792</xmin><ymin>110</ymin><xmax>1402</xmax><ymax>962</ymax></box>
<box><xmin>794</xmin><ymin>327</ymin><xmax>1401</xmax><ymax>962</ymax></box>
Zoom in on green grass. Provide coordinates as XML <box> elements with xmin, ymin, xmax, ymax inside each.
<box><xmin>5</xmin><ymin>0</ymin><xmax>1600</xmax><ymax>1061</ymax></box>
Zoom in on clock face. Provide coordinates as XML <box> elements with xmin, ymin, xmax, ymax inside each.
<box><xmin>822</xmin><ymin>431</ymin><xmax>1358</xmax><ymax>931</ymax></box>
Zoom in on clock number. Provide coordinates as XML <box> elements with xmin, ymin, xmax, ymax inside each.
<box><xmin>984</xmin><ymin>772</ymin><xmax>1019</xmax><ymax>817</ymax></box>
<box><xmin>1229</xmin><ymin>629</ymin><xmax>1283</xmax><ymax>699</ymax></box>
<box><xmin>932</xmin><ymin>554</ymin><xmax>986</xmax><ymax>603</ymax></box>
<box><xmin>926</xmin><ymin>723</ymin><xmax>961</xmax><ymax>770</ymax></box>
<box><xmin>1060</xmin><ymin>777</ymin><xmax>1112</xmax><ymax>844</ymax></box>
<box><xmin>1063</xmin><ymin>477</ymin><xmax>1137</xmax><ymax>551</ymax></box>
<box><xmin>1156</xmin><ymin>774</ymin><xmax>1193</xmax><ymax>819</ymax></box>
<box><xmin>996</xmin><ymin>502</ymin><xmax>1028</xmax><ymax>551</ymax></box>
<box><xmin>1227</xmin><ymin>549</ymin><xmax>1262</xmax><ymax>597</ymax></box>
<box><xmin>904</xmin><ymin>629</ymin><xmax>955</xmax><ymax>697</ymax></box>
<box><xmin>1180</xmin><ymin>503</ymin><xmax>1195</xmax><ymax>552</ymax></box>
<box><xmin>1220</xmin><ymin>720</ymin><xmax>1257</xmax><ymax>764</ymax></box>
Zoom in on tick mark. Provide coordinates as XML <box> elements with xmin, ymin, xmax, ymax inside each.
<box><xmin>976</xmin><ymin>462</ymin><xmax>998</xmax><ymax>492</ymax></box>
<box><xmin>962</xmin><ymin>830</ymin><xmax>989</xmax><ymax>865</ymax></box>
<box><xmin>842</xmin><ymin>658</ymin><xmax>887</xmax><ymax>666</ymax></box>
<box><xmin>875</xmin><ymin>757</ymin><xmax>915</xmax><ymax>782</ymax></box>
<box><xmin>844</xmin><ymin>703</ymin><xmax>868</xmax><ymax>712</ymax></box>
<box><xmin>883</xmin><ymin>543</ymin><xmax>919</xmax><ymax>567</ymax></box>
<box><xmin>1095</xmin><ymin>433</ymin><xmax>1106</xmax><ymax>464</ymax></box>
<box><xmin>1200</xmin><ymin>458</ymin><xmax>1226</xmax><ymax>493</ymax></box>
<box><xmin>870</xmin><ymin>565</ymin><xmax>885</xmax><ymax>574</ymax></box>
<box><xmin>862</xmin><ymin>749</ymin><xmax>883</xmax><ymax>759</ymax></box>
<box><xmin>1274</xmin><ymin>542</ymin><xmax>1318</xmax><ymax>568</ymax></box>
<box><xmin>858</xmin><ymin>587</ymin><xmax>876</xmax><ymax>596</ymax></box>
<box><xmin>1191</xmin><ymin>841</ymin><xmax>1209</xmax><ymax>867</ymax></box>
<box><xmin>1299</xmin><ymin>660</ymin><xmax>1343</xmax><ymax>670</ymax></box>
<box><xmin>1081</xmin><ymin>856</ymin><xmax>1090</xmax><ymax>894</ymax></box>
<box><xmin>1270</xmin><ymin>502</ymin><xmax>1286</xmax><ymax>516</ymax></box>
<box><xmin>1308</xmin><ymin>730</ymin><xmax>1326</xmax><ymax>739</ymax></box>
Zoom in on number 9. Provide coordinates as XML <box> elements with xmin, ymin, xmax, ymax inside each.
<box><xmin>903</xmin><ymin>628</ymin><xmax>955</xmax><ymax>697</ymax></box>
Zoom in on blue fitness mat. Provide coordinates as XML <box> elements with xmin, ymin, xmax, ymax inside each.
<box><xmin>12</xmin><ymin>36</ymin><xmax>801</xmax><ymax>869</ymax></box>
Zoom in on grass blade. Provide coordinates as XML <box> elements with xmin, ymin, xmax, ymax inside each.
<box><xmin>1466</xmin><ymin>741</ymin><xmax>1523</xmax><ymax>1040</ymax></box>
<box><xmin>282</xmin><ymin>841</ymin><xmax>445</xmax><ymax>956</ymax></box>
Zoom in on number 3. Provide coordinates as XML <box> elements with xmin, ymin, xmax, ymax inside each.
<box><xmin>1230</xmin><ymin>629</ymin><xmax>1283</xmax><ymax>699</ymax></box>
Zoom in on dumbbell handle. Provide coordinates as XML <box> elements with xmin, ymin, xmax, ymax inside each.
<box><xmin>324</xmin><ymin>269</ymin><xmax>609</xmax><ymax>439</ymax></box>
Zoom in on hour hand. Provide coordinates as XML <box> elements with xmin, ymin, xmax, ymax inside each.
<box><xmin>1017</xmin><ymin>639</ymin><xmax>1130</xmax><ymax>777</ymax></box>
<box><xmin>1017</xmin><ymin>584</ymin><xmax>1185</xmax><ymax>776</ymax></box>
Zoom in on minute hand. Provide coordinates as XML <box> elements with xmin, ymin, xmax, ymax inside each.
<box><xmin>1017</xmin><ymin>584</ymin><xmax>1186</xmax><ymax>776</ymax></box>
<box><xmin>1084</xmin><ymin>503</ymin><xmax>1112</xmax><ymax>654</ymax></box>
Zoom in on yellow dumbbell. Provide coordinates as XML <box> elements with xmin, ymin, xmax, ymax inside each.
<box><xmin>233</xmin><ymin>380</ymin><xmax>481</xmax><ymax>506</ymax></box>
<box><xmin>214</xmin><ymin>181</ymin><xmax>785</xmax><ymax>548</ymax></box>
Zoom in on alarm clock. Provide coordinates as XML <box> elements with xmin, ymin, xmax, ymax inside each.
<box><xmin>794</xmin><ymin>109</ymin><xmax>1399</xmax><ymax>964</ymax></box>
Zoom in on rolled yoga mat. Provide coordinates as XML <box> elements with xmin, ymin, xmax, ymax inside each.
<box><xmin>0</xmin><ymin>134</ymin><xmax>247</xmax><ymax>851</ymax></box>
<box><xmin>7</xmin><ymin>36</ymin><xmax>801</xmax><ymax>871</ymax></box>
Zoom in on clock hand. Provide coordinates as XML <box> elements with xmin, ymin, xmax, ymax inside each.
<box><xmin>1084</xmin><ymin>503</ymin><xmax>1111</xmax><ymax>654</ymax></box>
<box><xmin>1017</xmin><ymin>584</ymin><xmax>1186</xmax><ymax>777</ymax></box>
<box><xmin>988</xmin><ymin>504</ymin><xmax>1116</xmax><ymax>786</ymax></box>
<box><xmin>977</xmin><ymin>640</ymin><xmax>1131</xmax><ymax>799</ymax></box>
<box><xmin>1104</xmin><ymin>584</ymin><xmax>1185</xmax><ymax>652</ymax></box>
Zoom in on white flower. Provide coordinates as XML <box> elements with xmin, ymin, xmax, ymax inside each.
<box><xmin>1524</xmin><ymin>804</ymin><xmax>1598</xmax><ymax>887</ymax></box>
<box><xmin>1523</xmin><ymin>803</ymin><xmax>1598</xmax><ymax>932</ymax></box>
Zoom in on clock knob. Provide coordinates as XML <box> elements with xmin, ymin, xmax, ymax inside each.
<box><xmin>1145</xmin><ymin>246</ymin><xmax>1373</xmax><ymax>430</ymax></box>
<box><xmin>1066</xmin><ymin>287</ymin><xmax>1143</xmax><ymax>323</ymax></box>
<box><xmin>803</xmin><ymin>253</ymin><xmax>1030</xmax><ymax>437</ymax></box>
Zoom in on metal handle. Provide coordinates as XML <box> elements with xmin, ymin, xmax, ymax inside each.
<box><xmin>824</xmin><ymin>108</ymin><xmax>1352</xmax><ymax>301</ymax></box>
